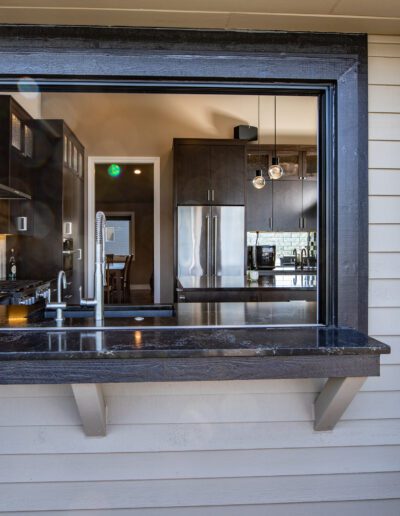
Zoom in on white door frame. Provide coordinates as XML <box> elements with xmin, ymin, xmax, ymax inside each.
<box><xmin>86</xmin><ymin>156</ymin><xmax>161</xmax><ymax>303</ymax></box>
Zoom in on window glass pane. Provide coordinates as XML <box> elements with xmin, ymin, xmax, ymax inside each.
<box><xmin>105</xmin><ymin>219</ymin><xmax>130</xmax><ymax>255</ymax></box>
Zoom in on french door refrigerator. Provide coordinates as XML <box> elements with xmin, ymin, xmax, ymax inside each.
<box><xmin>177</xmin><ymin>206</ymin><xmax>245</xmax><ymax>277</ymax></box>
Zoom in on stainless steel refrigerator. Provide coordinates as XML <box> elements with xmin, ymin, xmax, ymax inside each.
<box><xmin>177</xmin><ymin>206</ymin><xmax>245</xmax><ymax>277</ymax></box>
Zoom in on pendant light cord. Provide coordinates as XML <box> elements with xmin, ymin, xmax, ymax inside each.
<box><xmin>258</xmin><ymin>95</ymin><xmax>262</xmax><ymax>176</ymax></box>
<box><xmin>274</xmin><ymin>95</ymin><xmax>277</xmax><ymax>159</ymax></box>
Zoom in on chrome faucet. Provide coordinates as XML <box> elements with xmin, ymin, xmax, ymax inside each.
<box><xmin>292</xmin><ymin>248</ymin><xmax>297</xmax><ymax>268</ymax></box>
<box><xmin>300</xmin><ymin>248</ymin><xmax>308</xmax><ymax>270</ymax></box>
<box><xmin>47</xmin><ymin>270</ymin><xmax>67</xmax><ymax>322</ymax></box>
<box><xmin>80</xmin><ymin>211</ymin><xmax>106</xmax><ymax>323</ymax></box>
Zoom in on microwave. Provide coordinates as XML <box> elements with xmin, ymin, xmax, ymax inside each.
<box><xmin>248</xmin><ymin>245</ymin><xmax>276</xmax><ymax>270</ymax></box>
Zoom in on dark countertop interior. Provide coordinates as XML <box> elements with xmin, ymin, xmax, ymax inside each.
<box><xmin>177</xmin><ymin>274</ymin><xmax>317</xmax><ymax>291</ymax></box>
<box><xmin>0</xmin><ymin>301</ymin><xmax>318</xmax><ymax>329</ymax></box>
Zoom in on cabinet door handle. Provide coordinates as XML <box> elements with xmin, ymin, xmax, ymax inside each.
<box><xmin>211</xmin><ymin>189</ymin><xmax>215</xmax><ymax>202</ymax></box>
<box><xmin>207</xmin><ymin>189</ymin><xmax>210</xmax><ymax>201</ymax></box>
<box><xmin>213</xmin><ymin>215</ymin><xmax>218</xmax><ymax>275</ymax></box>
<box><xmin>303</xmin><ymin>217</ymin><xmax>306</xmax><ymax>229</ymax></box>
<box><xmin>299</xmin><ymin>217</ymin><xmax>302</xmax><ymax>229</ymax></box>
<box><xmin>268</xmin><ymin>217</ymin><xmax>272</xmax><ymax>229</ymax></box>
<box><xmin>206</xmin><ymin>215</ymin><xmax>210</xmax><ymax>276</ymax></box>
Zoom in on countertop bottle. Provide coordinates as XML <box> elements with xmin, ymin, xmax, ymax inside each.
<box><xmin>8</xmin><ymin>248</ymin><xmax>16</xmax><ymax>280</ymax></box>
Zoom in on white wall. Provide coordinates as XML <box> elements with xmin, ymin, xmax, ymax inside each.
<box><xmin>0</xmin><ymin>37</ymin><xmax>399</xmax><ymax>515</ymax></box>
<box><xmin>0</xmin><ymin>91</ymin><xmax>41</xmax><ymax>119</ymax></box>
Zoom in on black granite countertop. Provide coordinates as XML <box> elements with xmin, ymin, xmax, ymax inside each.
<box><xmin>0</xmin><ymin>300</ymin><xmax>390</xmax><ymax>385</ymax></box>
<box><xmin>177</xmin><ymin>275</ymin><xmax>317</xmax><ymax>291</ymax></box>
<box><xmin>0</xmin><ymin>327</ymin><xmax>390</xmax><ymax>361</ymax></box>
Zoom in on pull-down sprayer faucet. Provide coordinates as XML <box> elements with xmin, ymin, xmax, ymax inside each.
<box><xmin>80</xmin><ymin>211</ymin><xmax>107</xmax><ymax>323</ymax></box>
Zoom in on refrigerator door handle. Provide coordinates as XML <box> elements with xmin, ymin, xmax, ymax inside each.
<box><xmin>206</xmin><ymin>214</ymin><xmax>210</xmax><ymax>276</ymax></box>
<box><xmin>213</xmin><ymin>215</ymin><xmax>218</xmax><ymax>275</ymax></box>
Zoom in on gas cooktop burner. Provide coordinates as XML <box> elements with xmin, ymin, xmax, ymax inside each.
<box><xmin>0</xmin><ymin>280</ymin><xmax>51</xmax><ymax>306</ymax></box>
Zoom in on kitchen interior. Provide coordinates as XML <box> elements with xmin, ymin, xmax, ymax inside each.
<box><xmin>0</xmin><ymin>90</ymin><xmax>318</xmax><ymax>327</ymax></box>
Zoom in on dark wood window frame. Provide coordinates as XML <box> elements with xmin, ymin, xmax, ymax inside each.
<box><xmin>0</xmin><ymin>26</ymin><xmax>368</xmax><ymax>332</ymax></box>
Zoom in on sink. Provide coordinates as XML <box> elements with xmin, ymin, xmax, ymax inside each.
<box><xmin>45</xmin><ymin>304</ymin><xmax>175</xmax><ymax>319</ymax></box>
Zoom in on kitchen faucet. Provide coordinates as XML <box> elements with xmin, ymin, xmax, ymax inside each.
<box><xmin>292</xmin><ymin>248</ymin><xmax>297</xmax><ymax>268</ymax></box>
<box><xmin>80</xmin><ymin>211</ymin><xmax>106</xmax><ymax>323</ymax></box>
<box><xmin>47</xmin><ymin>270</ymin><xmax>67</xmax><ymax>322</ymax></box>
<box><xmin>300</xmin><ymin>248</ymin><xmax>308</xmax><ymax>270</ymax></box>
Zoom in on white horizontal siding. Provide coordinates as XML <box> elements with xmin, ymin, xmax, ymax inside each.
<box><xmin>1</xmin><ymin>500</ymin><xmax>400</xmax><ymax>516</ymax></box>
<box><xmin>0</xmin><ymin>390</ymin><xmax>399</xmax><ymax>427</ymax></box>
<box><xmin>367</xmin><ymin>40</ymin><xmax>400</xmax><ymax>516</ymax></box>
<box><xmin>0</xmin><ymin>34</ymin><xmax>400</xmax><ymax>515</ymax></box>
<box><xmin>1</xmin><ymin>446</ymin><xmax>400</xmax><ymax>483</ymax></box>
<box><xmin>1</xmin><ymin>473</ymin><xmax>400</xmax><ymax>512</ymax></box>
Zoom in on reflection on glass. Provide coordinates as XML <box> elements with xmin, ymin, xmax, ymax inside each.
<box><xmin>134</xmin><ymin>330</ymin><xmax>142</xmax><ymax>348</ymax></box>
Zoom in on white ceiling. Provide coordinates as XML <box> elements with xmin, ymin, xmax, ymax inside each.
<box><xmin>0</xmin><ymin>0</ymin><xmax>399</xmax><ymax>34</ymax></box>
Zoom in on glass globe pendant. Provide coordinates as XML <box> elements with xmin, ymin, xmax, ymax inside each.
<box><xmin>268</xmin><ymin>157</ymin><xmax>284</xmax><ymax>180</ymax></box>
<box><xmin>252</xmin><ymin>169</ymin><xmax>266</xmax><ymax>189</ymax></box>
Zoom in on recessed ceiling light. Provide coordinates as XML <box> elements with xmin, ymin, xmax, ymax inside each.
<box><xmin>134</xmin><ymin>169</ymin><xmax>142</xmax><ymax>175</ymax></box>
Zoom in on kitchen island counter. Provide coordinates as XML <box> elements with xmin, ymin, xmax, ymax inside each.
<box><xmin>177</xmin><ymin>274</ymin><xmax>317</xmax><ymax>290</ymax></box>
<box><xmin>176</xmin><ymin>276</ymin><xmax>317</xmax><ymax>303</ymax></box>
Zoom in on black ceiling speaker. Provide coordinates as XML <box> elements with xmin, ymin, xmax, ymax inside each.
<box><xmin>233</xmin><ymin>125</ymin><xmax>258</xmax><ymax>141</ymax></box>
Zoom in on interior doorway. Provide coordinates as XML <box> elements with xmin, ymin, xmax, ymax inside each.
<box><xmin>87</xmin><ymin>156</ymin><xmax>161</xmax><ymax>304</ymax></box>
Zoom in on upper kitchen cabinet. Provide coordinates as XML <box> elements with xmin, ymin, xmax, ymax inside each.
<box><xmin>275</xmin><ymin>149</ymin><xmax>302</xmax><ymax>180</ymax></box>
<box><xmin>210</xmin><ymin>144</ymin><xmax>245</xmax><ymax>205</ymax></box>
<box><xmin>302</xmin><ymin>149</ymin><xmax>318</xmax><ymax>180</ymax></box>
<box><xmin>0</xmin><ymin>96</ymin><xmax>43</xmax><ymax>236</ymax></box>
<box><xmin>272</xmin><ymin>181</ymin><xmax>303</xmax><ymax>231</ymax></box>
<box><xmin>174</xmin><ymin>139</ymin><xmax>246</xmax><ymax>206</ymax></box>
<box><xmin>14</xmin><ymin>119</ymin><xmax>85</xmax><ymax>302</ymax></box>
<box><xmin>174</xmin><ymin>143</ymin><xmax>210</xmax><ymax>205</ymax></box>
<box><xmin>0</xmin><ymin>96</ymin><xmax>36</xmax><ymax>200</ymax></box>
<box><xmin>302</xmin><ymin>180</ymin><xmax>318</xmax><ymax>231</ymax></box>
<box><xmin>245</xmin><ymin>147</ymin><xmax>272</xmax><ymax>231</ymax></box>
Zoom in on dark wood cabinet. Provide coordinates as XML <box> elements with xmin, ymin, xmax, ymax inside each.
<box><xmin>210</xmin><ymin>145</ymin><xmax>245</xmax><ymax>205</ymax></box>
<box><xmin>174</xmin><ymin>139</ymin><xmax>245</xmax><ymax>206</ymax></box>
<box><xmin>303</xmin><ymin>149</ymin><xmax>318</xmax><ymax>179</ymax></box>
<box><xmin>12</xmin><ymin>120</ymin><xmax>85</xmax><ymax>301</ymax></box>
<box><xmin>246</xmin><ymin>180</ymin><xmax>273</xmax><ymax>231</ymax></box>
<box><xmin>273</xmin><ymin>181</ymin><xmax>303</xmax><ymax>231</ymax></box>
<box><xmin>302</xmin><ymin>180</ymin><xmax>318</xmax><ymax>231</ymax></box>
<box><xmin>175</xmin><ymin>144</ymin><xmax>210</xmax><ymax>205</ymax></box>
<box><xmin>276</xmin><ymin>150</ymin><xmax>302</xmax><ymax>180</ymax></box>
<box><xmin>245</xmin><ymin>144</ymin><xmax>318</xmax><ymax>232</ymax></box>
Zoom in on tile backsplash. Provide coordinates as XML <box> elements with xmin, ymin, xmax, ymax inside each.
<box><xmin>247</xmin><ymin>231</ymin><xmax>317</xmax><ymax>265</ymax></box>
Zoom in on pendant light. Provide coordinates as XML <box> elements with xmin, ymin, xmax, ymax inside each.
<box><xmin>268</xmin><ymin>96</ymin><xmax>284</xmax><ymax>180</ymax></box>
<box><xmin>252</xmin><ymin>96</ymin><xmax>266</xmax><ymax>189</ymax></box>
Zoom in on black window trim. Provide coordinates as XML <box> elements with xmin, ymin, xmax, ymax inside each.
<box><xmin>0</xmin><ymin>26</ymin><xmax>367</xmax><ymax>332</ymax></box>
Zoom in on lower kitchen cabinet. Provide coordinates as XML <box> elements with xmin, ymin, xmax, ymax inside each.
<box><xmin>177</xmin><ymin>288</ymin><xmax>316</xmax><ymax>302</ymax></box>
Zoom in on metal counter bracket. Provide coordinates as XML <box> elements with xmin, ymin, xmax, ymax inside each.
<box><xmin>71</xmin><ymin>384</ymin><xmax>107</xmax><ymax>436</ymax></box>
<box><xmin>314</xmin><ymin>376</ymin><xmax>367</xmax><ymax>431</ymax></box>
